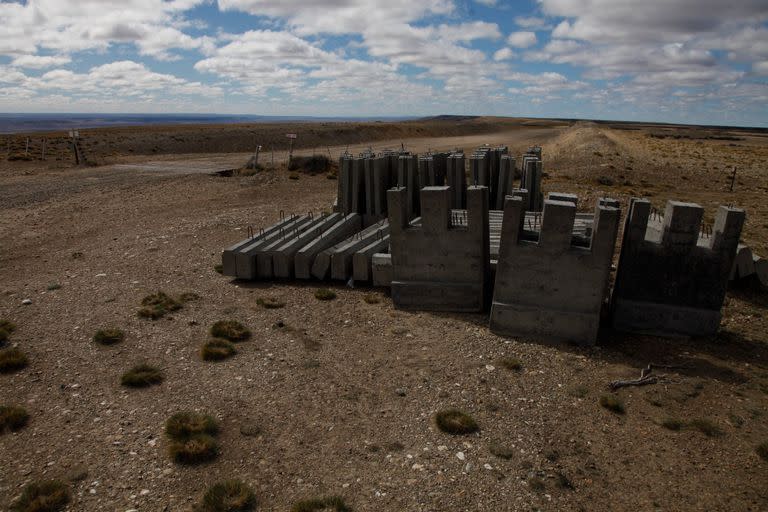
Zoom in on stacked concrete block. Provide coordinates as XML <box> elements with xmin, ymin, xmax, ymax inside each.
<box><xmin>417</xmin><ymin>153</ymin><xmax>448</xmax><ymax>188</ymax></box>
<box><xmin>490</xmin><ymin>196</ymin><xmax>620</xmax><ymax>345</ymax></box>
<box><xmin>520</xmin><ymin>156</ymin><xmax>543</xmax><ymax>212</ymax></box>
<box><xmin>222</xmin><ymin>215</ymin><xmax>298</xmax><ymax>276</ymax></box>
<box><xmin>397</xmin><ymin>154</ymin><xmax>420</xmax><ymax>218</ymax></box>
<box><xmin>311</xmin><ymin>220</ymin><xmax>390</xmax><ymax>280</ymax></box>
<box><xmin>612</xmin><ymin>199</ymin><xmax>745</xmax><ymax>337</ymax></box>
<box><xmin>352</xmin><ymin>234</ymin><xmax>391</xmax><ymax>282</ymax></box>
<box><xmin>268</xmin><ymin>213</ymin><xmax>344</xmax><ymax>279</ymax></box>
<box><xmin>387</xmin><ymin>185</ymin><xmax>490</xmax><ymax>312</ymax></box>
<box><xmin>337</xmin><ymin>154</ymin><xmax>354</xmax><ymax>214</ymax></box>
<box><xmin>350</xmin><ymin>157</ymin><xmax>367</xmax><ymax>215</ymax></box>
<box><xmin>469</xmin><ymin>149</ymin><xmax>490</xmax><ymax>188</ymax></box>
<box><xmin>446</xmin><ymin>153</ymin><xmax>467</xmax><ymax>209</ymax></box>
<box><xmin>495</xmin><ymin>155</ymin><xmax>516</xmax><ymax>210</ymax></box>
<box><xmin>372</xmin><ymin>253</ymin><xmax>393</xmax><ymax>287</ymax></box>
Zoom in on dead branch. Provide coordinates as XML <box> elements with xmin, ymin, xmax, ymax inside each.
<box><xmin>609</xmin><ymin>363</ymin><xmax>689</xmax><ymax>391</ymax></box>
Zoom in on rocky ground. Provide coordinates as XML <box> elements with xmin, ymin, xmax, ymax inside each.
<box><xmin>1</xmin><ymin>119</ymin><xmax>767</xmax><ymax>511</ymax></box>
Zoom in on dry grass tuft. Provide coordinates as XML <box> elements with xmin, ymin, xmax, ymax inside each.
<box><xmin>166</xmin><ymin>412</ymin><xmax>220</xmax><ymax>465</ymax></box>
<box><xmin>0</xmin><ymin>319</ymin><xmax>16</xmax><ymax>344</ymax></box>
<box><xmin>10</xmin><ymin>480</ymin><xmax>70</xmax><ymax>512</ymax></box>
<box><xmin>138</xmin><ymin>291</ymin><xmax>182</xmax><ymax>320</ymax></box>
<box><xmin>0</xmin><ymin>405</ymin><xmax>29</xmax><ymax>433</ymax></box>
<box><xmin>434</xmin><ymin>409</ymin><xmax>479</xmax><ymax>435</ymax></box>
<box><xmin>0</xmin><ymin>348</ymin><xmax>28</xmax><ymax>374</ymax></box>
<box><xmin>314</xmin><ymin>288</ymin><xmax>337</xmax><ymax>301</ymax></box>
<box><xmin>166</xmin><ymin>412</ymin><xmax>219</xmax><ymax>439</ymax></box>
<box><xmin>197</xmin><ymin>480</ymin><xmax>257</xmax><ymax>512</ymax></box>
<box><xmin>93</xmin><ymin>328</ymin><xmax>124</xmax><ymax>345</ymax></box>
<box><xmin>496</xmin><ymin>357</ymin><xmax>523</xmax><ymax>371</ymax></box>
<box><xmin>202</xmin><ymin>339</ymin><xmax>237</xmax><ymax>361</ymax></box>
<box><xmin>121</xmin><ymin>364</ymin><xmax>164</xmax><ymax>388</ymax></box>
<box><xmin>210</xmin><ymin>320</ymin><xmax>251</xmax><ymax>342</ymax></box>
<box><xmin>689</xmin><ymin>419</ymin><xmax>724</xmax><ymax>437</ymax></box>
<box><xmin>756</xmin><ymin>442</ymin><xmax>768</xmax><ymax>462</ymax></box>
<box><xmin>488</xmin><ymin>441</ymin><xmax>514</xmax><ymax>459</ymax></box>
<box><xmin>661</xmin><ymin>418</ymin><xmax>683</xmax><ymax>431</ymax></box>
<box><xmin>291</xmin><ymin>496</ymin><xmax>351</xmax><ymax>512</ymax></box>
<box><xmin>179</xmin><ymin>292</ymin><xmax>201</xmax><ymax>303</ymax></box>
<box><xmin>256</xmin><ymin>297</ymin><xmax>286</xmax><ymax>309</ymax></box>
<box><xmin>599</xmin><ymin>394</ymin><xmax>625</xmax><ymax>414</ymax></box>
<box><xmin>169</xmin><ymin>435</ymin><xmax>219</xmax><ymax>465</ymax></box>
<box><xmin>362</xmin><ymin>293</ymin><xmax>380</xmax><ymax>304</ymax></box>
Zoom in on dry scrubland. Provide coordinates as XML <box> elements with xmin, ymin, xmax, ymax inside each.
<box><xmin>1</xmin><ymin>117</ymin><xmax>767</xmax><ymax>511</ymax></box>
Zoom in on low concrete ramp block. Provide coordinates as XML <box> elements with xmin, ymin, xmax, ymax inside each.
<box><xmin>371</xmin><ymin>253</ymin><xmax>393</xmax><ymax>287</ymax></box>
<box><xmin>612</xmin><ymin>199</ymin><xmax>745</xmax><ymax>337</ymax></box>
<box><xmin>222</xmin><ymin>215</ymin><xmax>297</xmax><ymax>276</ymax></box>
<box><xmin>294</xmin><ymin>214</ymin><xmax>362</xmax><ymax>279</ymax></box>
<box><xmin>311</xmin><ymin>221</ymin><xmax>390</xmax><ymax>281</ymax></box>
<box><xmin>352</xmin><ymin>235</ymin><xmax>391</xmax><ymax>282</ymax></box>
<box><xmin>730</xmin><ymin>244</ymin><xmax>755</xmax><ymax>280</ymax></box>
<box><xmin>234</xmin><ymin>215</ymin><xmax>315</xmax><ymax>279</ymax></box>
<box><xmin>271</xmin><ymin>213</ymin><xmax>342</xmax><ymax>279</ymax></box>
<box><xmin>754</xmin><ymin>256</ymin><xmax>768</xmax><ymax>288</ymax></box>
<box><xmin>489</xmin><ymin>195</ymin><xmax>620</xmax><ymax>345</ymax></box>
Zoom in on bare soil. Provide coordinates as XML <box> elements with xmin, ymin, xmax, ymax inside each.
<box><xmin>1</xmin><ymin>118</ymin><xmax>767</xmax><ymax>512</ymax></box>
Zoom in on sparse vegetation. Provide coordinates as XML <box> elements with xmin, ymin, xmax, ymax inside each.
<box><xmin>121</xmin><ymin>364</ymin><xmax>164</xmax><ymax>388</ymax></box>
<box><xmin>202</xmin><ymin>339</ymin><xmax>237</xmax><ymax>361</ymax></box>
<box><xmin>556</xmin><ymin>471</ymin><xmax>574</xmax><ymax>490</ymax></box>
<box><xmin>661</xmin><ymin>418</ymin><xmax>683</xmax><ymax>431</ymax></box>
<box><xmin>179</xmin><ymin>292</ymin><xmax>201</xmax><ymax>302</ymax></box>
<box><xmin>314</xmin><ymin>288</ymin><xmax>337</xmax><ymax>301</ymax></box>
<box><xmin>599</xmin><ymin>394</ymin><xmax>625</xmax><ymax>414</ymax></box>
<box><xmin>756</xmin><ymin>442</ymin><xmax>768</xmax><ymax>462</ymax></box>
<box><xmin>256</xmin><ymin>297</ymin><xmax>286</xmax><ymax>309</ymax></box>
<box><xmin>166</xmin><ymin>412</ymin><xmax>220</xmax><ymax>465</ymax></box>
<box><xmin>434</xmin><ymin>409</ymin><xmax>479</xmax><ymax>435</ymax></box>
<box><xmin>210</xmin><ymin>320</ymin><xmax>251</xmax><ymax>342</ymax></box>
<box><xmin>214</xmin><ymin>264</ymin><xmax>224</xmax><ymax>274</ymax></box>
<box><xmin>291</xmin><ymin>496</ymin><xmax>351</xmax><ymax>512</ymax></box>
<box><xmin>0</xmin><ymin>348</ymin><xmax>28</xmax><ymax>373</ymax></box>
<box><xmin>528</xmin><ymin>476</ymin><xmax>546</xmax><ymax>492</ymax></box>
<box><xmin>489</xmin><ymin>441</ymin><xmax>514</xmax><ymax>459</ymax></box>
<box><xmin>197</xmin><ymin>480</ymin><xmax>257</xmax><ymax>512</ymax></box>
<box><xmin>0</xmin><ymin>405</ymin><xmax>29</xmax><ymax>433</ymax></box>
<box><xmin>689</xmin><ymin>419</ymin><xmax>724</xmax><ymax>437</ymax></box>
<box><xmin>138</xmin><ymin>291</ymin><xmax>182</xmax><ymax>319</ymax></box>
<box><xmin>568</xmin><ymin>385</ymin><xmax>589</xmax><ymax>398</ymax></box>
<box><xmin>0</xmin><ymin>319</ymin><xmax>16</xmax><ymax>344</ymax></box>
<box><xmin>46</xmin><ymin>283</ymin><xmax>61</xmax><ymax>291</ymax></box>
<box><xmin>596</xmin><ymin>176</ymin><xmax>614</xmax><ymax>186</ymax></box>
<box><xmin>288</xmin><ymin>155</ymin><xmax>333</xmax><ymax>175</ymax></box>
<box><xmin>10</xmin><ymin>480</ymin><xmax>70</xmax><ymax>512</ymax></box>
<box><xmin>362</xmin><ymin>293</ymin><xmax>380</xmax><ymax>304</ymax></box>
<box><xmin>93</xmin><ymin>328</ymin><xmax>124</xmax><ymax>345</ymax></box>
<box><xmin>496</xmin><ymin>356</ymin><xmax>522</xmax><ymax>371</ymax></box>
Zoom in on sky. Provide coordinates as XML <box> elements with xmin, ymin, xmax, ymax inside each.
<box><xmin>0</xmin><ymin>0</ymin><xmax>767</xmax><ymax>126</ymax></box>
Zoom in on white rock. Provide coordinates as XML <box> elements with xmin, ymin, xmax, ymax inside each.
<box><xmin>455</xmin><ymin>452</ymin><xmax>465</xmax><ymax>461</ymax></box>
<box><xmin>140</xmin><ymin>489</ymin><xmax>150</xmax><ymax>496</ymax></box>
<box><xmin>485</xmin><ymin>365</ymin><xmax>495</xmax><ymax>371</ymax></box>
<box><xmin>22</xmin><ymin>299</ymin><xmax>32</xmax><ymax>305</ymax></box>
<box><xmin>484</xmin><ymin>463</ymin><xmax>493</xmax><ymax>470</ymax></box>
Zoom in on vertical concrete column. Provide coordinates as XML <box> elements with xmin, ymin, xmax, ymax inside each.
<box><xmin>539</xmin><ymin>199</ymin><xmax>576</xmax><ymax>249</ymax></box>
<box><xmin>624</xmin><ymin>198</ymin><xmax>651</xmax><ymax>244</ymax></box>
<box><xmin>387</xmin><ymin>187</ymin><xmax>409</xmax><ymax>235</ymax></box>
<box><xmin>499</xmin><ymin>195</ymin><xmax>525</xmax><ymax>252</ymax></box>
<box><xmin>447</xmin><ymin>154</ymin><xmax>467</xmax><ymax>209</ymax></box>
<box><xmin>591</xmin><ymin>203</ymin><xmax>621</xmax><ymax>257</ymax></box>
<box><xmin>351</xmin><ymin>158</ymin><xmax>366</xmax><ymax>214</ymax></box>
<box><xmin>599</xmin><ymin>197</ymin><xmax>620</xmax><ymax>209</ymax></box>
<box><xmin>418</xmin><ymin>156</ymin><xmax>430</xmax><ymax>189</ymax></box>
<box><xmin>373</xmin><ymin>156</ymin><xmax>389</xmax><ymax>215</ymax></box>
<box><xmin>547</xmin><ymin>192</ymin><xmax>578</xmax><ymax>206</ymax></box>
<box><xmin>497</xmin><ymin>155</ymin><xmax>515</xmax><ymax>210</ymax></box>
<box><xmin>467</xmin><ymin>185</ymin><xmax>491</xmax><ymax>310</ymax></box>
<box><xmin>711</xmin><ymin>206</ymin><xmax>745</xmax><ymax>255</ymax></box>
<box><xmin>420</xmin><ymin>186</ymin><xmax>451</xmax><ymax>235</ymax></box>
<box><xmin>661</xmin><ymin>201</ymin><xmax>703</xmax><ymax>251</ymax></box>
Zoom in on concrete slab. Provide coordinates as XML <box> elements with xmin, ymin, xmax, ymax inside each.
<box><xmin>294</xmin><ymin>214</ymin><xmax>362</xmax><ymax>279</ymax></box>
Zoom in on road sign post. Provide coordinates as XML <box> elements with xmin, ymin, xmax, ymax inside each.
<box><xmin>286</xmin><ymin>133</ymin><xmax>297</xmax><ymax>164</ymax></box>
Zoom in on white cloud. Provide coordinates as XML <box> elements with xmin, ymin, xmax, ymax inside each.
<box><xmin>493</xmin><ymin>48</ymin><xmax>514</xmax><ymax>61</ymax></box>
<box><xmin>11</xmin><ymin>54</ymin><xmax>72</xmax><ymax>68</ymax></box>
<box><xmin>514</xmin><ymin>16</ymin><xmax>551</xmax><ymax>30</ymax></box>
<box><xmin>507</xmin><ymin>31</ymin><xmax>537</xmax><ymax>48</ymax></box>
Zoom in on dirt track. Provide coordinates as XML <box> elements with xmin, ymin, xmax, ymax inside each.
<box><xmin>1</xmin><ymin>120</ymin><xmax>767</xmax><ymax>512</ymax></box>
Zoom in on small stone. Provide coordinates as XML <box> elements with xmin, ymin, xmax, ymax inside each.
<box><xmin>140</xmin><ymin>489</ymin><xmax>150</xmax><ymax>496</ymax></box>
<box><xmin>484</xmin><ymin>463</ymin><xmax>493</xmax><ymax>470</ymax></box>
<box><xmin>464</xmin><ymin>462</ymin><xmax>473</xmax><ymax>472</ymax></box>
<box><xmin>240</xmin><ymin>421</ymin><xmax>261</xmax><ymax>437</ymax></box>
<box><xmin>22</xmin><ymin>299</ymin><xmax>32</xmax><ymax>305</ymax></box>
<box><xmin>485</xmin><ymin>364</ymin><xmax>495</xmax><ymax>371</ymax></box>
<box><xmin>456</xmin><ymin>452</ymin><xmax>465</xmax><ymax>461</ymax></box>
<box><xmin>395</xmin><ymin>388</ymin><xmax>406</xmax><ymax>397</ymax></box>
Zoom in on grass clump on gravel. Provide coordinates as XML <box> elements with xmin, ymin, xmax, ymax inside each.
<box><xmin>0</xmin><ymin>405</ymin><xmax>29</xmax><ymax>433</ymax></box>
<box><xmin>0</xmin><ymin>319</ymin><xmax>16</xmax><ymax>344</ymax></box>
<box><xmin>0</xmin><ymin>348</ymin><xmax>28</xmax><ymax>374</ymax></box>
<box><xmin>166</xmin><ymin>412</ymin><xmax>220</xmax><ymax>465</ymax></box>
<box><xmin>93</xmin><ymin>328</ymin><xmax>124</xmax><ymax>345</ymax></box>
<box><xmin>256</xmin><ymin>297</ymin><xmax>286</xmax><ymax>309</ymax></box>
<box><xmin>689</xmin><ymin>418</ymin><xmax>724</xmax><ymax>437</ymax></box>
<box><xmin>210</xmin><ymin>320</ymin><xmax>251</xmax><ymax>342</ymax></box>
<box><xmin>362</xmin><ymin>293</ymin><xmax>380</xmax><ymax>304</ymax></box>
<box><xmin>179</xmin><ymin>292</ymin><xmax>201</xmax><ymax>303</ymax></box>
<box><xmin>121</xmin><ymin>364</ymin><xmax>164</xmax><ymax>388</ymax></box>
<box><xmin>314</xmin><ymin>288</ymin><xmax>337</xmax><ymax>301</ymax></box>
<box><xmin>197</xmin><ymin>480</ymin><xmax>257</xmax><ymax>512</ymax></box>
<box><xmin>661</xmin><ymin>418</ymin><xmax>683</xmax><ymax>431</ymax></box>
<box><xmin>488</xmin><ymin>441</ymin><xmax>514</xmax><ymax>459</ymax></box>
<box><xmin>138</xmin><ymin>291</ymin><xmax>182</xmax><ymax>320</ymax></box>
<box><xmin>434</xmin><ymin>409</ymin><xmax>479</xmax><ymax>435</ymax></box>
<box><xmin>202</xmin><ymin>339</ymin><xmax>237</xmax><ymax>361</ymax></box>
<box><xmin>599</xmin><ymin>394</ymin><xmax>625</xmax><ymax>414</ymax></box>
<box><xmin>291</xmin><ymin>496</ymin><xmax>351</xmax><ymax>512</ymax></box>
<box><xmin>756</xmin><ymin>442</ymin><xmax>768</xmax><ymax>462</ymax></box>
<box><xmin>496</xmin><ymin>356</ymin><xmax>522</xmax><ymax>371</ymax></box>
<box><xmin>10</xmin><ymin>480</ymin><xmax>70</xmax><ymax>512</ymax></box>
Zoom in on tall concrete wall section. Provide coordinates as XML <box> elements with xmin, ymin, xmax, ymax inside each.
<box><xmin>350</xmin><ymin>157</ymin><xmax>367</xmax><ymax>215</ymax></box>
<box><xmin>446</xmin><ymin>153</ymin><xmax>467</xmax><ymax>209</ymax></box>
<box><xmin>397</xmin><ymin>154</ymin><xmax>420</xmax><ymax>218</ymax></box>
<box><xmin>520</xmin><ymin>157</ymin><xmax>543</xmax><ymax>211</ymax></box>
<box><xmin>387</xmin><ymin>185</ymin><xmax>490</xmax><ymax>312</ymax></box>
<box><xmin>495</xmin><ymin>155</ymin><xmax>516</xmax><ymax>210</ymax></box>
<box><xmin>612</xmin><ymin>198</ymin><xmax>746</xmax><ymax>337</ymax></box>
<box><xmin>490</xmin><ymin>196</ymin><xmax>620</xmax><ymax>345</ymax></box>
<box><xmin>337</xmin><ymin>154</ymin><xmax>354</xmax><ymax>214</ymax></box>
<box><xmin>469</xmin><ymin>151</ymin><xmax>490</xmax><ymax>188</ymax></box>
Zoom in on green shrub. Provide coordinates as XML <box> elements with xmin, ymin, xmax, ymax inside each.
<box><xmin>0</xmin><ymin>405</ymin><xmax>29</xmax><ymax>433</ymax></box>
<box><xmin>434</xmin><ymin>409</ymin><xmax>479</xmax><ymax>435</ymax></box>
<box><xmin>488</xmin><ymin>441</ymin><xmax>514</xmax><ymax>459</ymax></box>
<box><xmin>0</xmin><ymin>319</ymin><xmax>16</xmax><ymax>344</ymax></box>
<box><xmin>166</xmin><ymin>412</ymin><xmax>219</xmax><ymax>439</ymax></box>
<box><xmin>661</xmin><ymin>418</ymin><xmax>683</xmax><ymax>431</ymax></box>
<box><xmin>169</xmin><ymin>434</ymin><xmax>219</xmax><ymax>465</ymax></box>
<box><xmin>256</xmin><ymin>297</ymin><xmax>286</xmax><ymax>309</ymax></box>
<box><xmin>0</xmin><ymin>348</ymin><xmax>28</xmax><ymax>374</ymax></box>
<box><xmin>599</xmin><ymin>395</ymin><xmax>625</xmax><ymax>414</ymax></box>
<box><xmin>210</xmin><ymin>320</ymin><xmax>251</xmax><ymax>342</ymax></box>
<box><xmin>10</xmin><ymin>480</ymin><xmax>69</xmax><ymax>512</ymax></box>
<box><xmin>291</xmin><ymin>496</ymin><xmax>351</xmax><ymax>512</ymax></box>
<box><xmin>362</xmin><ymin>294</ymin><xmax>380</xmax><ymax>304</ymax></box>
<box><xmin>121</xmin><ymin>364</ymin><xmax>164</xmax><ymax>388</ymax></box>
<box><xmin>93</xmin><ymin>328</ymin><xmax>124</xmax><ymax>345</ymax></box>
<box><xmin>689</xmin><ymin>419</ymin><xmax>724</xmax><ymax>437</ymax></box>
<box><xmin>314</xmin><ymin>288</ymin><xmax>337</xmax><ymax>301</ymax></box>
<box><xmin>496</xmin><ymin>357</ymin><xmax>522</xmax><ymax>371</ymax></box>
<box><xmin>138</xmin><ymin>291</ymin><xmax>182</xmax><ymax>319</ymax></box>
<box><xmin>756</xmin><ymin>442</ymin><xmax>768</xmax><ymax>462</ymax></box>
<box><xmin>198</xmin><ymin>480</ymin><xmax>257</xmax><ymax>512</ymax></box>
<box><xmin>202</xmin><ymin>339</ymin><xmax>237</xmax><ymax>361</ymax></box>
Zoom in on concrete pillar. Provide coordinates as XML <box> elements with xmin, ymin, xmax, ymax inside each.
<box><xmin>387</xmin><ymin>187</ymin><xmax>409</xmax><ymax>235</ymax></box>
<box><xmin>661</xmin><ymin>201</ymin><xmax>703</xmax><ymax>251</ymax></box>
<box><xmin>540</xmin><ymin>199</ymin><xmax>576</xmax><ymax>249</ymax></box>
<box><xmin>420</xmin><ymin>186</ymin><xmax>451</xmax><ymax>235</ymax></box>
